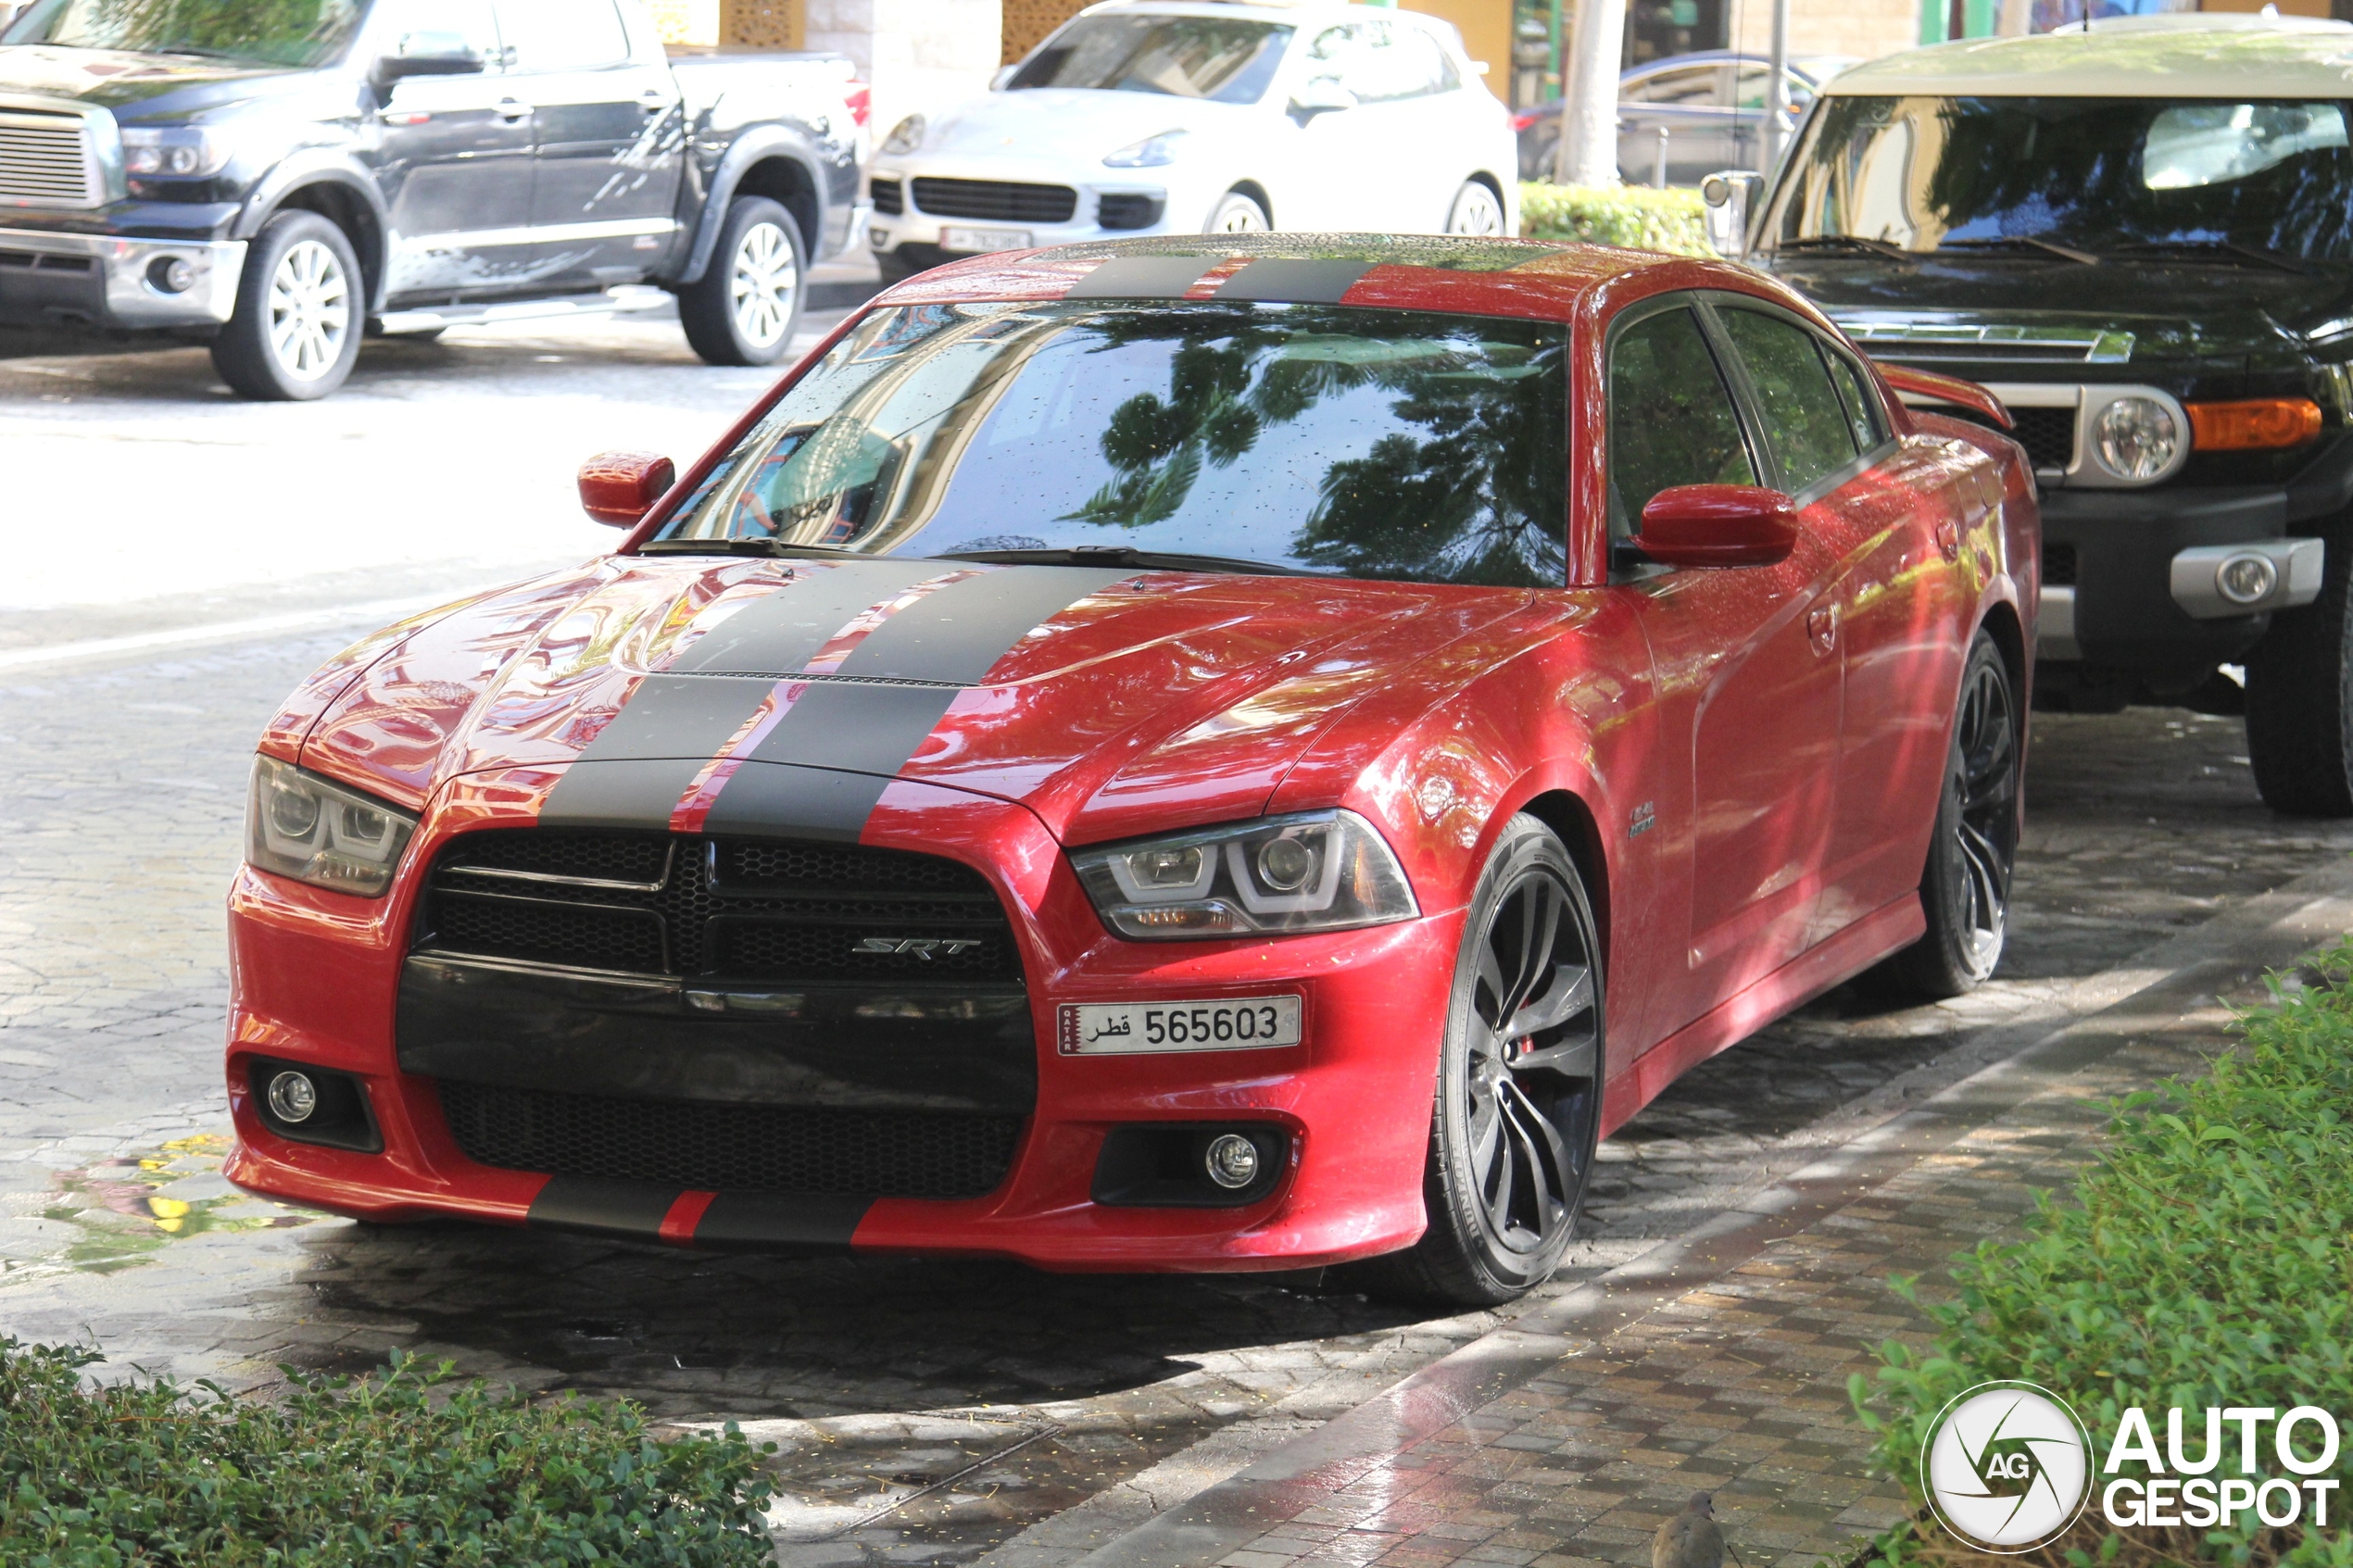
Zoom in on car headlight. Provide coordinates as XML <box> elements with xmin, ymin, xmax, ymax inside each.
<box><xmin>120</xmin><ymin>125</ymin><xmax>232</xmax><ymax>178</ymax></box>
<box><xmin>881</xmin><ymin>114</ymin><xmax>925</xmax><ymax>155</ymax></box>
<box><xmin>1102</xmin><ymin>129</ymin><xmax>1187</xmax><ymax>168</ymax></box>
<box><xmin>1071</xmin><ymin>809</ymin><xmax>1417</xmax><ymax>940</ymax></box>
<box><xmin>246</xmin><ymin>756</ymin><xmax>418</xmax><ymax>898</ymax></box>
<box><xmin>2090</xmin><ymin>395</ymin><xmax>2182</xmax><ymax>482</ymax></box>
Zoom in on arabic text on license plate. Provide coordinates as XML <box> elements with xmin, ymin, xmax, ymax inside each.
<box><xmin>943</xmin><ymin>224</ymin><xmax>1032</xmax><ymax>253</ymax></box>
<box><xmin>1057</xmin><ymin>997</ymin><xmax>1302</xmax><ymax>1055</ymax></box>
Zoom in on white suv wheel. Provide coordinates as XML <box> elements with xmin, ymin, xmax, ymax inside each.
<box><xmin>1445</xmin><ymin>182</ymin><xmax>1506</xmax><ymax>236</ymax></box>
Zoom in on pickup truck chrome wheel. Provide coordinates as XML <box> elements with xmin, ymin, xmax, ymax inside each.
<box><xmin>266</xmin><ymin>239</ymin><xmax>352</xmax><ymax>383</ymax></box>
<box><xmin>1445</xmin><ymin>180</ymin><xmax>1507</xmax><ymax>235</ymax></box>
<box><xmin>210</xmin><ymin>210</ymin><xmax>364</xmax><ymax>400</ymax></box>
<box><xmin>680</xmin><ymin>194</ymin><xmax>803</xmax><ymax>367</ymax></box>
<box><xmin>729</xmin><ymin>220</ymin><xmax>798</xmax><ymax>349</ymax></box>
<box><xmin>1355</xmin><ymin>814</ymin><xmax>1603</xmax><ymax>1307</ymax></box>
<box><xmin>1864</xmin><ymin>633</ymin><xmax>2020</xmax><ymax>1000</ymax></box>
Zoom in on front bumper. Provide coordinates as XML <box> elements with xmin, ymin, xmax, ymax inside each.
<box><xmin>222</xmin><ymin>764</ymin><xmax>1453</xmax><ymax>1272</ymax></box>
<box><xmin>867</xmin><ymin>158</ymin><xmax>1188</xmax><ymax>270</ymax></box>
<box><xmin>0</xmin><ymin>225</ymin><xmax>245</xmax><ymax>330</ymax></box>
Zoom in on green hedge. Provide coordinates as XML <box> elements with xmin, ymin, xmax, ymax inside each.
<box><xmin>0</xmin><ymin>1344</ymin><xmax>778</xmax><ymax>1566</ymax></box>
<box><xmin>1852</xmin><ymin>941</ymin><xmax>2353</xmax><ymax>1567</ymax></box>
<box><xmin>1517</xmin><ymin>182</ymin><xmax>1711</xmax><ymax>257</ymax></box>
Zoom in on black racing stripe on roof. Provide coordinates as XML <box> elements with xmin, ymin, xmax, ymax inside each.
<box><xmin>1213</xmin><ymin>257</ymin><xmax>1375</xmax><ymax>303</ymax></box>
<box><xmin>1064</xmin><ymin>255</ymin><xmax>1223</xmax><ymax>298</ymax></box>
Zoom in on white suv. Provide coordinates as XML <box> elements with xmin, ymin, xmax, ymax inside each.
<box><xmin>867</xmin><ymin>0</ymin><xmax>1518</xmax><ymax>280</ymax></box>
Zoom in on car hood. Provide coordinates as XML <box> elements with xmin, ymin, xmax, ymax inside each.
<box><xmin>1774</xmin><ymin>254</ymin><xmax>2353</xmax><ymax>366</ymax></box>
<box><xmin>918</xmin><ymin>88</ymin><xmax>1247</xmax><ymax>161</ymax></box>
<box><xmin>292</xmin><ymin>557</ymin><xmax>1534</xmax><ymax>846</ymax></box>
<box><xmin>0</xmin><ymin>45</ymin><xmax>308</xmax><ymax>114</ymax></box>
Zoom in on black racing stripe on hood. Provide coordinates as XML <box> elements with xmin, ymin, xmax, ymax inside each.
<box><xmin>828</xmin><ymin>565</ymin><xmax>1137</xmax><ymax>684</ymax></box>
<box><xmin>537</xmin><ymin>756</ymin><xmax>722</xmax><ymax>831</ymax></box>
<box><xmin>740</xmin><ymin>682</ymin><xmax>961</xmax><ymax>774</ymax></box>
<box><xmin>1214</xmin><ymin>258</ymin><xmax>1374</xmax><ymax>303</ymax></box>
<box><xmin>669</xmin><ymin>557</ymin><xmax>947</xmax><ymax>674</ymax></box>
<box><xmin>528</xmin><ymin>1176</ymin><xmax>676</xmax><ymax>1239</ymax></box>
<box><xmin>1065</xmin><ymin>255</ymin><xmax>1223</xmax><ymax>298</ymax></box>
<box><xmin>700</xmin><ymin>761</ymin><xmax>897</xmax><ymax>843</ymax></box>
<box><xmin>694</xmin><ymin>1190</ymin><xmax>870</xmax><ymax>1251</ymax></box>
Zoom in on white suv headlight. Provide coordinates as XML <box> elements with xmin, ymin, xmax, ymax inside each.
<box><xmin>881</xmin><ymin>114</ymin><xmax>925</xmax><ymax>155</ymax></box>
<box><xmin>1071</xmin><ymin>809</ymin><xmax>1417</xmax><ymax>940</ymax></box>
<box><xmin>246</xmin><ymin>757</ymin><xmax>418</xmax><ymax>897</ymax></box>
<box><xmin>1103</xmin><ymin>130</ymin><xmax>1187</xmax><ymax>168</ymax></box>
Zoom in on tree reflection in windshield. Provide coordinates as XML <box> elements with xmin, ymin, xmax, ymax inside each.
<box><xmin>661</xmin><ymin>301</ymin><xmax>1568</xmax><ymax>589</ymax></box>
<box><xmin>4</xmin><ymin>0</ymin><xmax>365</xmax><ymax>66</ymax></box>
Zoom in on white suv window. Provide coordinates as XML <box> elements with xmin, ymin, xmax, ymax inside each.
<box><xmin>494</xmin><ymin>0</ymin><xmax>628</xmax><ymax>70</ymax></box>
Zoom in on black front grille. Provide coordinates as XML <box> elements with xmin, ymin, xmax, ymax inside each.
<box><xmin>1097</xmin><ymin>192</ymin><xmax>1164</xmax><ymax>231</ymax></box>
<box><xmin>439</xmin><ymin>1080</ymin><xmax>1021</xmax><ymax>1198</ymax></box>
<box><xmin>420</xmin><ymin>831</ymin><xmax>1020</xmax><ymax>984</ymax></box>
<box><xmin>1929</xmin><ymin>402</ymin><xmax>2075</xmax><ymax>471</ymax></box>
<box><xmin>912</xmin><ymin>177</ymin><xmax>1077</xmax><ymax>223</ymax></box>
<box><xmin>2044</xmin><ymin>542</ymin><xmax>2078</xmax><ymax>587</ymax></box>
<box><xmin>870</xmin><ymin>176</ymin><xmax>903</xmax><ymax>216</ymax></box>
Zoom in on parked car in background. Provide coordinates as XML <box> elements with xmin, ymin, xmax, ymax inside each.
<box><xmin>224</xmin><ymin>232</ymin><xmax>2033</xmax><ymax>1308</ymax></box>
<box><xmin>1711</xmin><ymin>13</ymin><xmax>2353</xmax><ymax>815</ymax></box>
<box><xmin>0</xmin><ymin>0</ymin><xmax>871</xmax><ymax>399</ymax></box>
<box><xmin>866</xmin><ymin>0</ymin><xmax>1516</xmax><ymax>282</ymax></box>
<box><xmin>1514</xmin><ymin>52</ymin><xmax>1856</xmax><ymax>184</ymax></box>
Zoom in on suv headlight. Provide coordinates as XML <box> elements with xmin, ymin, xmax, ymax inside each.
<box><xmin>2090</xmin><ymin>395</ymin><xmax>2182</xmax><ymax>482</ymax></box>
<box><xmin>246</xmin><ymin>757</ymin><xmax>418</xmax><ymax>897</ymax></box>
<box><xmin>881</xmin><ymin>114</ymin><xmax>925</xmax><ymax>155</ymax></box>
<box><xmin>120</xmin><ymin>125</ymin><xmax>232</xmax><ymax>178</ymax></box>
<box><xmin>1103</xmin><ymin>129</ymin><xmax>1187</xmax><ymax>168</ymax></box>
<box><xmin>1071</xmin><ymin>809</ymin><xmax>1417</xmax><ymax>940</ymax></box>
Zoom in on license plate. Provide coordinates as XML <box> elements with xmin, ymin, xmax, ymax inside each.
<box><xmin>942</xmin><ymin>224</ymin><xmax>1032</xmax><ymax>253</ymax></box>
<box><xmin>1058</xmin><ymin>996</ymin><xmax>1302</xmax><ymax>1055</ymax></box>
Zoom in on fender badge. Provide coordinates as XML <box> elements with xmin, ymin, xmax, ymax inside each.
<box><xmin>1630</xmin><ymin>801</ymin><xmax>1655</xmax><ymax>836</ymax></box>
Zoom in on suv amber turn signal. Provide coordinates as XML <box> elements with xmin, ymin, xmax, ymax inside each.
<box><xmin>2186</xmin><ymin>398</ymin><xmax>2322</xmax><ymax>452</ymax></box>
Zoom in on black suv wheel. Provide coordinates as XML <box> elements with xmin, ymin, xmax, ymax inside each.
<box><xmin>2246</xmin><ymin>533</ymin><xmax>2353</xmax><ymax>817</ymax></box>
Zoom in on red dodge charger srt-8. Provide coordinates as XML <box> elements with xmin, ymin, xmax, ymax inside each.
<box><xmin>226</xmin><ymin>234</ymin><xmax>2037</xmax><ymax>1305</ymax></box>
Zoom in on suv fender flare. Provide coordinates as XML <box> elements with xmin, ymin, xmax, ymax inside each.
<box><xmin>674</xmin><ymin>128</ymin><xmax>828</xmax><ymax>286</ymax></box>
<box><xmin>233</xmin><ymin>157</ymin><xmax>393</xmax><ymax>311</ymax></box>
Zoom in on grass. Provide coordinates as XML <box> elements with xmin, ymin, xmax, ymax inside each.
<box><xmin>1517</xmin><ymin>182</ymin><xmax>1711</xmax><ymax>256</ymax></box>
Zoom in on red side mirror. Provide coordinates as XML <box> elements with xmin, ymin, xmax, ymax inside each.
<box><xmin>1633</xmin><ymin>484</ymin><xmax>1800</xmax><ymax>569</ymax></box>
<box><xmin>578</xmin><ymin>450</ymin><xmax>676</xmax><ymax>528</ymax></box>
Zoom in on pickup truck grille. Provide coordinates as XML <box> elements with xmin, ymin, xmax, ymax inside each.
<box><xmin>0</xmin><ymin>113</ymin><xmax>95</xmax><ymax>206</ymax></box>
<box><xmin>912</xmin><ymin>177</ymin><xmax>1077</xmax><ymax>223</ymax></box>
<box><xmin>416</xmin><ymin>829</ymin><xmax>1022</xmax><ymax>985</ymax></box>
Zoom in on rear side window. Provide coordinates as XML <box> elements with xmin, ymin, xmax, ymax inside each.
<box><xmin>1607</xmin><ymin>305</ymin><xmax>1756</xmax><ymax>535</ymax></box>
<box><xmin>1010</xmin><ymin>16</ymin><xmax>1294</xmax><ymax>104</ymax></box>
<box><xmin>1717</xmin><ymin>307</ymin><xmax>1859</xmax><ymax>493</ymax></box>
<box><xmin>1826</xmin><ymin>351</ymin><xmax>1886</xmax><ymax>453</ymax></box>
<box><xmin>495</xmin><ymin>0</ymin><xmax>627</xmax><ymax>70</ymax></box>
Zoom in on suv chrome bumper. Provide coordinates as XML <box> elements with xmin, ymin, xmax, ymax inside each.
<box><xmin>2171</xmin><ymin>538</ymin><xmax>2325</xmax><ymax>620</ymax></box>
<box><xmin>0</xmin><ymin>227</ymin><xmax>245</xmax><ymax>328</ymax></box>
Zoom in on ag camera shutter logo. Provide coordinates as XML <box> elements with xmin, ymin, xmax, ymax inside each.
<box><xmin>1923</xmin><ymin>1381</ymin><xmax>2094</xmax><ymax>1551</ymax></box>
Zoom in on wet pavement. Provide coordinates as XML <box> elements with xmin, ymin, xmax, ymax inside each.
<box><xmin>6</xmin><ymin>301</ymin><xmax>2350</xmax><ymax>1563</ymax></box>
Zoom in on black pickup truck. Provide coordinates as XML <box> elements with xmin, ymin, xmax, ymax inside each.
<box><xmin>1706</xmin><ymin>19</ymin><xmax>2353</xmax><ymax>817</ymax></box>
<box><xmin>0</xmin><ymin>0</ymin><xmax>869</xmax><ymax>397</ymax></box>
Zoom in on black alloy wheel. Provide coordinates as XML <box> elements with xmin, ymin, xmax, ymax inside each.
<box><xmin>1358</xmin><ymin>814</ymin><xmax>1604</xmax><ymax>1307</ymax></box>
<box><xmin>1867</xmin><ymin>633</ymin><xmax>2020</xmax><ymax>1001</ymax></box>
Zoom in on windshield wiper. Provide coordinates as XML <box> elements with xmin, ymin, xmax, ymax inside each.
<box><xmin>637</xmin><ymin>537</ymin><xmax>870</xmax><ymax>558</ymax></box>
<box><xmin>1936</xmin><ymin>236</ymin><xmax>2100</xmax><ymax>265</ymax></box>
<box><xmin>1772</xmin><ymin>235</ymin><xmax>1915</xmax><ymax>261</ymax></box>
<box><xmin>936</xmin><ymin>545</ymin><xmax>1306</xmax><ymax>576</ymax></box>
<box><xmin>2102</xmin><ymin>240</ymin><xmax>2309</xmax><ymax>274</ymax></box>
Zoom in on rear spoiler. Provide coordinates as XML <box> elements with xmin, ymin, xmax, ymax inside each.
<box><xmin>1871</xmin><ymin>361</ymin><xmax>2014</xmax><ymax>431</ymax></box>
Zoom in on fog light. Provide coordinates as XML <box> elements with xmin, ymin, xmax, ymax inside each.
<box><xmin>266</xmin><ymin>1070</ymin><xmax>318</xmax><ymax>1124</ymax></box>
<box><xmin>1204</xmin><ymin>1133</ymin><xmax>1260</xmax><ymax>1189</ymax></box>
<box><xmin>2216</xmin><ymin>552</ymin><xmax>2279</xmax><ymax>606</ymax></box>
<box><xmin>146</xmin><ymin>256</ymin><xmax>195</xmax><ymax>294</ymax></box>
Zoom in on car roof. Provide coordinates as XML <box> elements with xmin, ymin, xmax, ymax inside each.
<box><xmin>1070</xmin><ymin>0</ymin><xmax>1391</xmax><ymax>22</ymax></box>
<box><xmin>1624</xmin><ymin>49</ymin><xmax>1857</xmax><ymax>82</ymax></box>
<box><xmin>1823</xmin><ymin>16</ymin><xmax>2353</xmax><ymax>97</ymax></box>
<box><xmin>866</xmin><ymin>233</ymin><xmax>1799</xmax><ymax>328</ymax></box>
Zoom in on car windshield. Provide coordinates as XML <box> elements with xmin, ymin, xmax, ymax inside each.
<box><xmin>1</xmin><ymin>0</ymin><xmax>366</xmax><ymax>66</ymax></box>
<box><xmin>1007</xmin><ymin>15</ymin><xmax>1294</xmax><ymax>105</ymax></box>
<box><xmin>1769</xmin><ymin>94</ymin><xmax>2353</xmax><ymax>262</ymax></box>
<box><xmin>655</xmin><ymin>301</ymin><xmax>1568</xmax><ymax>588</ymax></box>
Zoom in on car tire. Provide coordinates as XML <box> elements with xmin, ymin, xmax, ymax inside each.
<box><xmin>875</xmin><ymin>249</ymin><xmax>924</xmax><ymax>284</ymax></box>
<box><xmin>1353</xmin><ymin>813</ymin><xmax>1604</xmax><ymax>1308</ymax></box>
<box><xmin>679</xmin><ymin>195</ymin><xmax>805</xmax><ymax>368</ymax></box>
<box><xmin>1205</xmin><ymin>190</ymin><xmax>1270</xmax><ymax>233</ymax></box>
<box><xmin>1445</xmin><ymin>180</ymin><xmax>1507</xmax><ymax>235</ymax></box>
<box><xmin>1861</xmin><ymin>633</ymin><xmax>2020</xmax><ymax>1002</ymax></box>
<box><xmin>2245</xmin><ymin>533</ymin><xmax>2353</xmax><ymax>817</ymax></box>
<box><xmin>210</xmin><ymin>210</ymin><xmax>363</xmax><ymax>401</ymax></box>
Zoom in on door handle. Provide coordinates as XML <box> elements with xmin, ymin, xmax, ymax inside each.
<box><xmin>1934</xmin><ymin>518</ymin><xmax>1961</xmax><ymax>561</ymax></box>
<box><xmin>1807</xmin><ymin>604</ymin><xmax>1838</xmax><ymax>656</ymax></box>
<box><xmin>639</xmin><ymin>89</ymin><xmax>670</xmax><ymax>114</ymax></box>
<box><xmin>495</xmin><ymin>97</ymin><xmax>533</xmax><ymax>122</ymax></box>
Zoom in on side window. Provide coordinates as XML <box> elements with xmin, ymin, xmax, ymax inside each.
<box><xmin>1340</xmin><ymin>20</ymin><xmax>1443</xmax><ymax>103</ymax></box>
<box><xmin>493</xmin><ymin>0</ymin><xmax>627</xmax><ymax>70</ymax></box>
<box><xmin>1607</xmin><ymin>305</ymin><xmax>1757</xmax><ymax>537</ymax></box>
<box><xmin>1302</xmin><ymin>22</ymin><xmax>1363</xmax><ymax>89</ymax></box>
<box><xmin>377</xmin><ymin>0</ymin><xmax>499</xmax><ymax>66</ymax></box>
<box><xmin>1826</xmin><ymin>350</ymin><xmax>1887</xmax><ymax>453</ymax></box>
<box><xmin>1623</xmin><ymin>66</ymin><xmax>1720</xmax><ymax>107</ymax></box>
<box><xmin>1716</xmin><ymin>307</ymin><xmax>1858</xmax><ymax>493</ymax></box>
